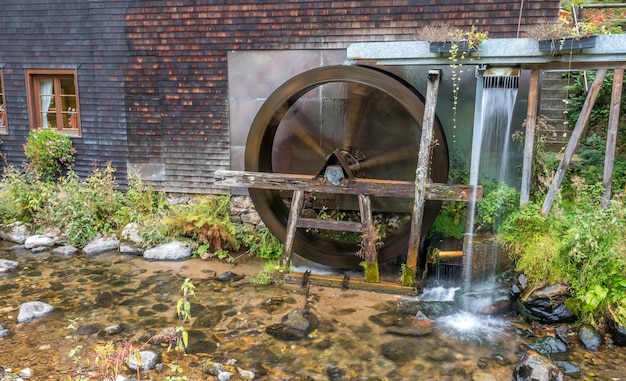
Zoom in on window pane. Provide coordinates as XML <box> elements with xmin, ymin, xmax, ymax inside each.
<box><xmin>60</xmin><ymin>78</ymin><xmax>76</xmax><ymax>95</ymax></box>
<box><xmin>60</xmin><ymin>95</ymin><xmax>77</xmax><ymax>113</ymax></box>
<box><xmin>43</xmin><ymin>112</ymin><xmax>57</xmax><ymax>128</ymax></box>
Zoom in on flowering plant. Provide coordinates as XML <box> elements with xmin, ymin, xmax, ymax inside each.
<box><xmin>23</xmin><ymin>128</ymin><xmax>76</xmax><ymax>180</ymax></box>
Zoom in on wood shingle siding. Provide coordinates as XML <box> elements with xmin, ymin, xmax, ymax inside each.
<box><xmin>0</xmin><ymin>0</ymin><xmax>560</xmax><ymax>193</ymax></box>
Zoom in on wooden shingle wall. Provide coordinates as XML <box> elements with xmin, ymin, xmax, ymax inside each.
<box><xmin>0</xmin><ymin>1</ymin><xmax>130</xmax><ymax>181</ymax></box>
<box><xmin>0</xmin><ymin>0</ymin><xmax>560</xmax><ymax>193</ymax></box>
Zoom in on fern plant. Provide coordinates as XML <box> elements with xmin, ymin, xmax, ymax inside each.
<box><xmin>165</xmin><ymin>195</ymin><xmax>239</xmax><ymax>253</ymax></box>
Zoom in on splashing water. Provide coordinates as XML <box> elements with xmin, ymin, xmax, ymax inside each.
<box><xmin>418</xmin><ymin>286</ymin><xmax>460</xmax><ymax>302</ymax></box>
<box><xmin>436</xmin><ymin>311</ymin><xmax>509</xmax><ymax>344</ymax></box>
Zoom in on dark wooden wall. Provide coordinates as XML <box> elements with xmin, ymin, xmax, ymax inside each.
<box><xmin>0</xmin><ymin>0</ymin><xmax>560</xmax><ymax>193</ymax></box>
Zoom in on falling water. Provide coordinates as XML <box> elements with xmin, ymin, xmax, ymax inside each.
<box><xmin>464</xmin><ymin>72</ymin><xmax>519</xmax><ymax>290</ymax></box>
<box><xmin>479</xmin><ymin>75</ymin><xmax>519</xmax><ymax>185</ymax></box>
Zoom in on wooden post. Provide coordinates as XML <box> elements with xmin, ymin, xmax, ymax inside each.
<box><xmin>601</xmin><ymin>68</ymin><xmax>624</xmax><ymax>208</ymax></box>
<box><xmin>358</xmin><ymin>194</ymin><xmax>379</xmax><ymax>283</ymax></box>
<box><xmin>520</xmin><ymin>69</ymin><xmax>541</xmax><ymax>205</ymax></box>
<box><xmin>404</xmin><ymin>69</ymin><xmax>441</xmax><ymax>286</ymax></box>
<box><xmin>281</xmin><ymin>190</ymin><xmax>305</xmax><ymax>270</ymax></box>
<box><xmin>541</xmin><ymin>69</ymin><xmax>607</xmax><ymax>216</ymax></box>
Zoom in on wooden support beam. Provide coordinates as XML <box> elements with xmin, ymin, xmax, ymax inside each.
<box><xmin>281</xmin><ymin>190</ymin><xmax>305</xmax><ymax>269</ymax></box>
<box><xmin>601</xmin><ymin>68</ymin><xmax>624</xmax><ymax>208</ymax></box>
<box><xmin>406</xmin><ymin>69</ymin><xmax>441</xmax><ymax>279</ymax></box>
<box><xmin>541</xmin><ymin>69</ymin><xmax>607</xmax><ymax>216</ymax></box>
<box><xmin>214</xmin><ymin>170</ymin><xmax>482</xmax><ymax>202</ymax></box>
<box><xmin>520</xmin><ymin>69</ymin><xmax>541</xmax><ymax>205</ymax></box>
<box><xmin>283</xmin><ymin>272</ymin><xmax>417</xmax><ymax>295</ymax></box>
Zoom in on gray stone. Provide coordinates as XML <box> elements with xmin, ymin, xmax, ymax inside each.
<box><xmin>19</xmin><ymin>368</ymin><xmax>32</xmax><ymax>378</ymax></box>
<box><xmin>17</xmin><ymin>301</ymin><xmax>54</xmax><ymax>323</ymax></box>
<box><xmin>202</xmin><ymin>361</ymin><xmax>226</xmax><ymax>376</ymax></box>
<box><xmin>119</xmin><ymin>243</ymin><xmax>144</xmax><ymax>255</ymax></box>
<box><xmin>513</xmin><ymin>350</ymin><xmax>563</xmax><ymax>381</ymax></box>
<box><xmin>0</xmin><ymin>222</ymin><xmax>31</xmax><ymax>244</ymax></box>
<box><xmin>24</xmin><ymin>235</ymin><xmax>54</xmax><ymax>249</ymax></box>
<box><xmin>82</xmin><ymin>237</ymin><xmax>120</xmax><ymax>257</ymax></box>
<box><xmin>0</xmin><ymin>258</ymin><xmax>19</xmax><ymax>273</ymax></box>
<box><xmin>121</xmin><ymin>223</ymin><xmax>143</xmax><ymax>245</ymax></box>
<box><xmin>218</xmin><ymin>371</ymin><xmax>233</xmax><ymax>381</ymax></box>
<box><xmin>143</xmin><ymin>241</ymin><xmax>191</xmax><ymax>261</ymax></box>
<box><xmin>529</xmin><ymin>336</ymin><xmax>567</xmax><ymax>355</ymax></box>
<box><xmin>578</xmin><ymin>324</ymin><xmax>602</xmax><ymax>351</ymax></box>
<box><xmin>52</xmin><ymin>245</ymin><xmax>79</xmax><ymax>256</ymax></box>
<box><xmin>126</xmin><ymin>350</ymin><xmax>160</xmax><ymax>371</ymax></box>
<box><xmin>0</xmin><ymin>325</ymin><xmax>9</xmax><ymax>338</ymax></box>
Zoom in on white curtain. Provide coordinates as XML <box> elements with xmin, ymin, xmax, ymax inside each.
<box><xmin>39</xmin><ymin>78</ymin><xmax>53</xmax><ymax>128</ymax></box>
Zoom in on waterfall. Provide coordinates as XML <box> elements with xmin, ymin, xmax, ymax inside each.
<box><xmin>464</xmin><ymin>70</ymin><xmax>519</xmax><ymax>290</ymax></box>
<box><xmin>479</xmin><ymin>76</ymin><xmax>519</xmax><ymax>185</ymax></box>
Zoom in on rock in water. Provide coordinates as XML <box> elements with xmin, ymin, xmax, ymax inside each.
<box><xmin>17</xmin><ymin>301</ymin><xmax>54</xmax><ymax>323</ymax></box>
<box><xmin>578</xmin><ymin>324</ymin><xmax>602</xmax><ymax>351</ymax></box>
<box><xmin>216</xmin><ymin>271</ymin><xmax>243</xmax><ymax>282</ymax></box>
<box><xmin>513</xmin><ymin>350</ymin><xmax>564</xmax><ymax>381</ymax></box>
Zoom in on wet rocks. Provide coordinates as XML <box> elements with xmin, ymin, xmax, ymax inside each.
<box><xmin>76</xmin><ymin>324</ymin><xmax>103</xmax><ymax>336</ymax></box>
<box><xmin>126</xmin><ymin>350</ymin><xmax>160</xmax><ymax>371</ymax></box>
<box><xmin>529</xmin><ymin>336</ymin><xmax>567</xmax><ymax>355</ymax></box>
<box><xmin>51</xmin><ymin>245</ymin><xmax>78</xmax><ymax>256</ymax></box>
<box><xmin>202</xmin><ymin>360</ymin><xmax>256</xmax><ymax>381</ymax></box>
<box><xmin>265</xmin><ymin>309</ymin><xmax>319</xmax><ymax>341</ymax></box>
<box><xmin>216</xmin><ymin>271</ymin><xmax>243</xmax><ymax>282</ymax></box>
<box><xmin>608</xmin><ymin>318</ymin><xmax>626</xmax><ymax>346</ymax></box>
<box><xmin>520</xmin><ymin>284</ymin><xmax>576</xmax><ymax>324</ymax></box>
<box><xmin>82</xmin><ymin>237</ymin><xmax>120</xmax><ymax>257</ymax></box>
<box><xmin>0</xmin><ymin>258</ymin><xmax>18</xmax><ymax>273</ymax></box>
<box><xmin>17</xmin><ymin>301</ymin><xmax>54</xmax><ymax>323</ymax></box>
<box><xmin>386</xmin><ymin>314</ymin><xmax>433</xmax><ymax>337</ymax></box>
<box><xmin>513</xmin><ymin>350</ymin><xmax>564</xmax><ymax>381</ymax></box>
<box><xmin>577</xmin><ymin>324</ymin><xmax>602</xmax><ymax>351</ymax></box>
<box><xmin>380</xmin><ymin>338</ymin><xmax>421</xmax><ymax>362</ymax></box>
<box><xmin>143</xmin><ymin>240</ymin><xmax>191</xmax><ymax>261</ymax></box>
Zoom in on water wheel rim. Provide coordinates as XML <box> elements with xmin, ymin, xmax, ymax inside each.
<box><xmin>245</xmin><ymin>64</ymin><xmax>448</xmax><ymax>268</ymax></box>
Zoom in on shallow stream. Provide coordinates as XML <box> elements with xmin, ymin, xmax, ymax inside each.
<box><xmin>0</xmin><ymin>241</ymin><xmax>625</xmax><ymax>380</ymax></box>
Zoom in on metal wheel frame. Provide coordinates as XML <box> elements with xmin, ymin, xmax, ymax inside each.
<box><xmin>245</xmin><ymin>65</ymin><xmax>448</xmax><ymax>268</ymax></box>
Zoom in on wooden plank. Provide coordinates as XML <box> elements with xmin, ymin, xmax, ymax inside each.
<box><xmin>281</xmin><ymin>190</ymin><xmax>305</xmax><ymax>269</ymax></box>
<box><xmin>214</xmin><ymin>170</ymin><xmax>482</xmax><ymax>201</ymax></box>
<box><xmin>297</xmin><ymin>218</ymin><xmax>363</xmax><ymax>232</ymax></box>
<box><xmin>407</xmin><ymin>69</ymin><xmax>441</xmax><ymax>278</ymax></box>
<box><xmin>541</xmin><ymin>69</ymin><xmax>607</xmax><ymax>216</ymax></box>
<box><xmin>601</xmin><ymin>68</ymin><xmax>624</xmax><ymax>208</ymax></box>
<box><xmin>283</xmin><ymin>273</ymin><xmax>417</xmax><ymax>295</ymax></box>
<box><xmin>520</xmin><ymin>68</ymin><xmax>540</xmax><ymax>205</ymax></box>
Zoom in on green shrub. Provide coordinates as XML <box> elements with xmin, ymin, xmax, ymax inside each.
<box><xmin>37</xmin><ymin>165</ymin><xmax>124</xmax><ymax>246</ymax></box>
<box><xmin>476</xmin><ymin>184</ymin><xmax>520</xmax><ymax>233</ymax></box>
<box><xmin>500</xmin><ymin>187</ymin><xmax>626</xmax><ymax>327</ymax></box>
<box><xmin>23</xmin><ymin>128</ymin><xmax>76</xmax><ymax>180</ymax></box>
<box><xmin>114</xmin><ymin>175</ymin><xmax>169</xmax><ymax>226</ymax></box>
<box><xmin>165</xmin><ymin>195</ymin><xmax>239</xmax><ymax>253</ymax></box>
<box><xmin>0</xmin><ymin>166</ymin><xmax>54</xmax><ymax>225</ymax></box>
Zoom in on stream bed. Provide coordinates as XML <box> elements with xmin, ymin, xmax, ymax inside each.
<box><xmin>0</xmin><ymin>241</ymin><xmax>625</xmax><ymax>380</ymax></box>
